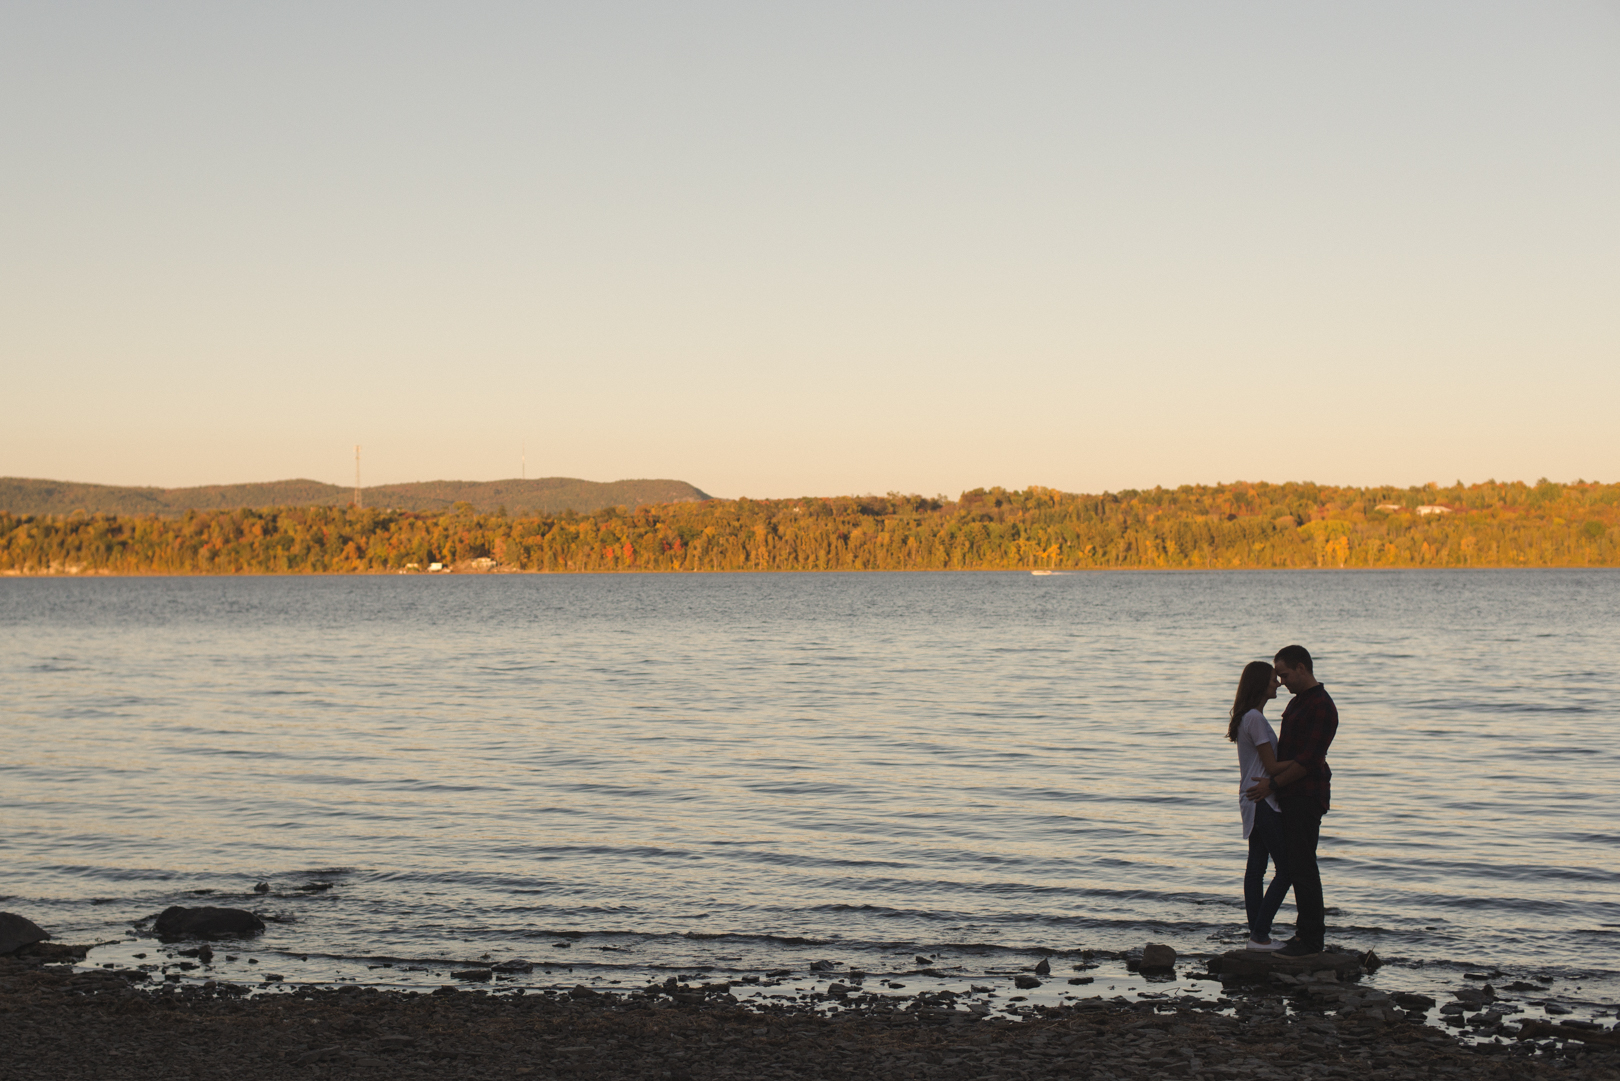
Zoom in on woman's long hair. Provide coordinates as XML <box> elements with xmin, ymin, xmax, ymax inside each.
<box><xmin>1227</xmin><ymin>660</ymin><xmax>1275</xmax><ymax>742</ymax></box>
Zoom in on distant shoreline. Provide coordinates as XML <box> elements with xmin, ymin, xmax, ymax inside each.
<box><xmin>4</xmin><ymin>480</ymin><xmax>1615</xmax><ymax>574</ymax></box>
<box><xmin>4</xmin><ymin>565</ymin><xmax>1615</xmax><ymax>579</ymax></box>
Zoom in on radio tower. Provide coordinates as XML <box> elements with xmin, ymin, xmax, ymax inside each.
<box><xmin>354</xmin><ymin>445</ymin><xmax>362</xmax><ymax>509</ymax></box>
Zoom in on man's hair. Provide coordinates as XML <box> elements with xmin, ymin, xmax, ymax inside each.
<box><xmin>1274</xmin><ymin>644</ymin><xmax>1313</xmax><ymax>672</ymax></box>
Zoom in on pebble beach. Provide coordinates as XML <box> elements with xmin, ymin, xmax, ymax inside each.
<box><xmin>5</xmin><ymin>939</ymin><xmax>1618</xmax><ymax>1081</ymax></box>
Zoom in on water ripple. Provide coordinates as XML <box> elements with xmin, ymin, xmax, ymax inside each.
<box><xmin>1</xmin><ymin>569</ymin><xmax>1617</xmax><ymax>983</ymax></box>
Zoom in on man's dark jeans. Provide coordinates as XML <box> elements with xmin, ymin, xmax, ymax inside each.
<box><xmin>1281</xmin><ymin>800</ymin><xmax>1326</xmax><ymax>948</ymax></box>
<box><xmin>1244</xmin><ymin>801</ymin><xmax>1292</xmax><ymax>940</ymax></box>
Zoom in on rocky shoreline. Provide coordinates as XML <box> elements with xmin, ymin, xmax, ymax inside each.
<box><xmin>4</xmin><ymin>940</ymin><xmax>1618</xmax><ymax>1081</ymax></box>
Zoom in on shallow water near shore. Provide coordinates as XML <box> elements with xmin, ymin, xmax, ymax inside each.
<box><xmin>3</xmin><ymin>570</ymin><xmax>1617</xmax><ymax>1021</ymax></box>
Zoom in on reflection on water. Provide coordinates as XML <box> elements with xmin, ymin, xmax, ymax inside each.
<box><xmin>2</xmin><ymin>570</ymin><xmax>1616</xmax><ymax>1002</ymax></box>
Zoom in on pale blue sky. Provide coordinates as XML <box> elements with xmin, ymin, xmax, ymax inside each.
<box><xmin>3</xmin><ymin>2</ymin><xmax>1616</xmax><ymax>498</ymax></box>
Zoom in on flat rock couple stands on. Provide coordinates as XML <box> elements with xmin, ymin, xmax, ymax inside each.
<box><xmin>1228</xmin><ymin>644</ymin><xmax>1339</xmax><ymax>958</ymax></box>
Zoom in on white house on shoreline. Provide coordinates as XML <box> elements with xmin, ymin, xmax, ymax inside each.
<box><xmin>1376</xmin><ymin>503</ymin><xmax>1453</xmax><ymax>515</ymax></box>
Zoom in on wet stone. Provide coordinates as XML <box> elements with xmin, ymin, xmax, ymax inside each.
<box><xmin>152</xmin><ymin>906</ymin><xmax>265</xmax><ymax>940</ymax></box>
<box><xmin>0</xmin><ymin>913</ymin><xmax>50</xmax><ymax>956</ymax></box>
<box><xmin>1393</xmin><ymin>992</ymin><xmax>1437</xmax><ymax>1010</ymax></box>
<box><xmin>1141</xmin><ymin>944</ymin><xmax>1178</xmax><ymax>972</ymax></box>
<box><xmin>491</xmin><ymin>959</ymin><xmax>533</xmax><ymax>973</ymax></box>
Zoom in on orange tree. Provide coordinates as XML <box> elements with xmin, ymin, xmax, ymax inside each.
<box><xmin>2</xmin><ymin>479</ymin><xmax>1615</xmax><ymax>575</ymax></box>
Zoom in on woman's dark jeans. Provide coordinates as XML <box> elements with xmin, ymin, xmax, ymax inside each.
<box><xmin>1245</xmin><ymin>801</ymin><xmax>1292</xmax><ymax>940</ymax></box>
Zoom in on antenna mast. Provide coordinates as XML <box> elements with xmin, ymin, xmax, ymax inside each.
<box><xmin>354</xmin><ymin>445</ymin><xmax>362</xmax><ymax>509</ymax></box>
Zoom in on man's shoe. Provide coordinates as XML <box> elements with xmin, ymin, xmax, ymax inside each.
<box><xmin>1275</xmin><ymin>939</ymin><xmax>1323</xmax><ymax>957</ymax></box>
<box><xmin>1246</xmin><ymin>939</ymin><xmax>1286</xmax><ymax>952</ymax></box>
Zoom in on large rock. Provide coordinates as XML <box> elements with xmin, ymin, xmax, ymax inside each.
<box><xmin>1206</xmin><ymin>948</ymin><xmax>1365</xmax><ymax>983</ymax></box>
<box><xmin>153</xmin><ymin>906</ymin><xmax>265</xmax><ymax>940</ymax></box>
<box><xmin>1517</xmin><ymin>1020</ymin><xmax>1620</xmax><ymax>1049</ymax></box>
<box><xmin>1141</xmin><ymin>943</ymin><xmax>1177</xmax><ymax>972</ymax></box>
<box><xmin>0</xmin><ymin>912</ymin><xmax>50</xmax><ymax>955</ymax></box>
<box><xmin>18</xmin><ymin>942</ymin><xmax>88</xmax><ymax>963</ymax></box>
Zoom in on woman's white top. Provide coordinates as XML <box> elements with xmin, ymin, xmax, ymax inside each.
<box><xmin>1236</xmin><ymin>708</ymin><xmax>1282</xmax><ymax>838</ymax></box>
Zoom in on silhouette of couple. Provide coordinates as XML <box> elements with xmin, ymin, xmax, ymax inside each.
<box><xmin>1227</xmin><ymin>645</ymin><xmax>1338</xmax><ymax>957</ymax></box>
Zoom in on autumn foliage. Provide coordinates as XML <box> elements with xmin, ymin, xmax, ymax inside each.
<box><xmin>2</xmin><ymin>479</ymin><xmax>1615</xmax><ymax>576</ymax></box>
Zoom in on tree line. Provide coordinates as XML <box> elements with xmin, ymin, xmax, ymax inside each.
<box><xmin>1</xmin><ymin>479</ymin><xmax>1614</xmax><ymax>576</ymax></box>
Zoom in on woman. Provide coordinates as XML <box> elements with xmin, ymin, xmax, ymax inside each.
<box><xmin>1229</xmin><ymin>660</ymin><xmax>1291</xmax><ymax>951</ymax></box>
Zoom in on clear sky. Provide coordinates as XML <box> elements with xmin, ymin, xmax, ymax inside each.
<box><xmin>3</xmin><ymin>2</ymin><xmax>1616</xmax><ymax>499</ymax></box>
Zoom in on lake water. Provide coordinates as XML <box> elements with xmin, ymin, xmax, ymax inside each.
<box><xmin>2</xmin><ymin>571</ymin><xmax>1616</xmax><ymax>1020</ymax></box>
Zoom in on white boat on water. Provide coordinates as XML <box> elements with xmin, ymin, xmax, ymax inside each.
<box><xmin>1031</xmin><ymin>569</ymin><xmax>1056</xmax><ymax>576</ymax></box>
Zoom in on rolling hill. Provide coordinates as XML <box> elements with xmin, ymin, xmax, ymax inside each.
<box><xmin>0</xmin><ymin>476</ymin><xmax>711</xmax><ymax>517</ymax></box>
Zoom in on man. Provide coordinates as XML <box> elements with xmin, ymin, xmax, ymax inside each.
<box><xmin>1246</xmin><ymin>644</ymin><xmax>1338</xmax><ymax>957</ymax></box>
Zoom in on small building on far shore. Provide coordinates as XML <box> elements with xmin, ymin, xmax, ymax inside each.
<box><xmin>1416</xmin><ymin>505</ymin><xmax>1452</xmax><ymax>516</ymax></box>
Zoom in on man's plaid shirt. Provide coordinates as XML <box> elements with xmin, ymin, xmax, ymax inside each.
<box><xmin>1277</xmin><ymin>683</ymin><xmax>1338</xmax><ymax>813</ymax></box>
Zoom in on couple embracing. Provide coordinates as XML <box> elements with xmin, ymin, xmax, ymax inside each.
<box><xmin>1228</xmin><ymin>644</ymin><xmax>1338</xmax><ymax>958</ymax></box>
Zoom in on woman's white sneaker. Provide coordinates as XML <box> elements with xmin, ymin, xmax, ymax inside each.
<box><xmin>1246</xmin><ymin>938</ymin><xmax>1286</xmax><ymax>951</ymax></box>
